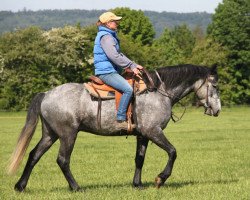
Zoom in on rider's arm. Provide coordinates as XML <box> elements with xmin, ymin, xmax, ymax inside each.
<box><xmin>100</xmin><ymin>35</ymin><xmax>137</xmax><ymax>70</ymax></box>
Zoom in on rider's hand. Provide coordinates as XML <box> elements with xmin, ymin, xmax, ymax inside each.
<box><xmin>132</xmin><ymin>65</ymin><xmax>144</xmax><ymax>78</ymax></box>
<box><xmin>132</xmin><ymin>65</ymin><xmax>143</xmax><ymax>74</ymax></box>
<box><xmin>136</xmin><ymin>65</ymin><xmax>144</xmax><ymax>70</ymax></box>
<box><xmin>132</xmin><ymin>68</ymin><xmax>140</xmax><ymax>75</ymax></box>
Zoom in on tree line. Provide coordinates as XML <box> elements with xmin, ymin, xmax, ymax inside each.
<box><xmin>0</xmin><ymin>9</ymin><xmax>211</xmax><ymax>37</ymax></box>
<box><xmin>0</xmin><ymin>1</ymin><xmax>249</xmax><ymax>110</ymax></box>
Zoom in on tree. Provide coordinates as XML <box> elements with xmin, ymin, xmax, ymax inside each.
<box><xmin>188</xmin><ymin>38</ymin><xmax>233</xmax><ymax>105</ymax></box>
<box><xmin>170</xmin><ymin>24</ymin><xmax>196</xmax><ymax>58</ymax></box>
<box><xmin>0</xmin><ymin>27</ymin><xmax>52</xmax><ymax>110</ymax></box>
<box><xmin>152</xmin><ymin>28</ymin><xmax>184</xmax><ymax>66</ymax></box>
<box><xmin>112</xmin><ymin>7</ymin><xmax>155</xmax><ymax>45</ymax></box>
<box><xmin>207</xmin><ymin>0</ymin><xmax>250</xmax><ymax>104</ymax></box>
<box><xmin>0</xmin><ymin>26</ymin><xmax>91</xmax><ymax>110</ymax></box>
<box><xmin>192</xmin><ymin>25</ymin><xmax>205</xmax><ymax>42</ymax></box>
<box><xmin>44</xmin><ymin>26</ymin><xmax>91</xmax><ymax>82</ymax></box>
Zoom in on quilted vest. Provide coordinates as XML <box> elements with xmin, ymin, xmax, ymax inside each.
<box><xmin>93</xmin><ymin>26</ymin><xmax>120</xmax><ymax>75</ymax></box>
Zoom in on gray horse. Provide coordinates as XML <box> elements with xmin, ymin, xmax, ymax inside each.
<box><xmin>8</xmin><ymin>64</ymin><xmax>221</xmax><ymax>191</ymax></box>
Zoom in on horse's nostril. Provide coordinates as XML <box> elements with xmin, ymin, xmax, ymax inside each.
<box><xmin>214</xmin><ymin>110</ymin><xmax>220</xmax><ymax>117</ymax></box>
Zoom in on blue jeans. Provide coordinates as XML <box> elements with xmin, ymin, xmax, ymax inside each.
<box><xmin>98</xmin><ymin>72</ymin><xmax>133</xmax><ymax>121</ymax></box>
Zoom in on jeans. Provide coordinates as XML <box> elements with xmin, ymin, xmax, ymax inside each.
<box><xmin>98</xmin><ymin>72</ymin><xmax>133</xmax><ymax>121</ymax></box>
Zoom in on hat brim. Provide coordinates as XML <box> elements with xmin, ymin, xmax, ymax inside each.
<box><xmin>111</xmin><ymin>16</ymin><xmax>122</xmax><ymax>21</ymax></box>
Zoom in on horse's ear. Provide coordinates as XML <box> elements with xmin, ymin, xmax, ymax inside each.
<box><xmin>210</xmin><ymin>64</ymin><xmax>218</xmax><ymax>75</ymax></box>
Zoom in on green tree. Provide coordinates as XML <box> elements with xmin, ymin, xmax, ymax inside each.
<box><xmin>112</xmin><ymin>7</ymin><xmax>155</xmax><ymax>45</ymax></box>
<box><xmin>118</xmin><ymin>33</ymin><xmax>150</xmax><ymax>67</ymax></box>
<box><xmin>0</xmin><ymin>27</ymin><xmax>52</xmax><ymax>110</ymax></box>
<box><xmin>188</xmin><ymin>38</ymin><xmax>233</xmax><ymax>105</ymax></box>
<box><xmin>207</xmin><ymin>0</ymin><xmax>250</xmax><ymax>104</ymax></box>
<box><xmin>44</xmin><ymin>26</ymin><xmax>91</xmax><ymax>82</ymax></box>
<box><xmin>192</xmin><ymin>25</ymin><xmax>205</xmax><ymax>42</ymax></box>
<box><xmin>152</xmin><ymin>28</ymin><xmax>184</xmax><ymax>66</ymax></box>
<box><xmin>170</xmin><ymin>24</ymin><xmax>196</xmax><ymax>58</ymax></box>
<box><xmin>0</xmin><ymin>26</ymin><xmax>91</xmax><ymax>110</ymax></box>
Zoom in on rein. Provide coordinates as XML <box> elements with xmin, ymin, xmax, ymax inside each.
<box><xmin>154</xmin><ymin>70</ymin><xmax>186</xmax><ymax>123</ymax></box>
<box><xmin>141</xmin><ymin>68</ymin><xmax>155</xmax><ymax>91</ymax></box>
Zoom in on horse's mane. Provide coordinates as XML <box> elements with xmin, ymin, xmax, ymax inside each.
<box><xmin>147</xmin><ymin>64</ymin><xmax>213</xmax><ymax>89</ymax></box>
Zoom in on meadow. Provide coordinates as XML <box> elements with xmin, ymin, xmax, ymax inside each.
<box><xmin>0</xmin><ymin>106</ymin><xmax>249</xmax><ymax>200</ymax></box>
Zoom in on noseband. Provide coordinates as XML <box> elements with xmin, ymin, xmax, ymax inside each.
<box><xmin>195</xmin><ymin>75</ymin><xmax>216</xmax><ymax>110</ymax></box>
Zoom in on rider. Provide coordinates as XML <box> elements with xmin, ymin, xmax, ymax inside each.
<box><xmin>93</xmin><ymin>11</ymin><xmax>143</xmax><ymax>129</ymax></box>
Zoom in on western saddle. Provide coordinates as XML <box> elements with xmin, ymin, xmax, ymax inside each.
<box><xmin>84</xmin><ymin>69</ymin><xmax>151</xmax><ymax>133</ymax></box>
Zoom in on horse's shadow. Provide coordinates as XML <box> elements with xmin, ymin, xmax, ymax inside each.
<box><xmin>21</xmin><ymin>179</ymin><xmax>238</xmax><ymax>193</ymax></box>
<box><xmin>48</xmin><ymin>178</ymin><xmax>238</xmax><ymax>192</ymax></box>
<box><xmin>44</xmin><ymin>181</ymin><xmax>192</xmax><ymax>193</ymax></box>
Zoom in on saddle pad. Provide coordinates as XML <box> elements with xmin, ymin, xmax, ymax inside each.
<box><xmin>136</xmin><ymin>80</ymin><xmax>147</xmax><ymax>94</ymax></box>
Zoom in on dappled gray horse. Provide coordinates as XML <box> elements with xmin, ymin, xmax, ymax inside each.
<box><xmin>8</xmin><ymin>64</ymin><xmax>221</xmax><ymax>191</ymax></box>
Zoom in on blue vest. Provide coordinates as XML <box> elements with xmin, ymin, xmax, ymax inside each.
<box><xmin>93</xmin><ymin>26</ymin><xmax>121</xmax><ymax>75</ymax></box>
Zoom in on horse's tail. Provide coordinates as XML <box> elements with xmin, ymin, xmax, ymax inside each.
<box><xmin>7</xmin><ymin>92</ymin><xmax>45</xmax><ymax>175</ymax></box>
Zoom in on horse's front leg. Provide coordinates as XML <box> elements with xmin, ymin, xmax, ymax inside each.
<box><xmin>145</xmin><ymin>127</ymin><xmax>177</xmax><ymax>188</ymax></box>
<box><xmin>133</xmin><ymin>135</ymin><xmax>149</xmax><ymax>188</ymax></box>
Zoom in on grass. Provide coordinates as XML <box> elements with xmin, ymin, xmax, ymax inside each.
<box><xmin>0</xmin><ymin>106</ymin><xmax>249</xmax><ymax>199</ymax></box>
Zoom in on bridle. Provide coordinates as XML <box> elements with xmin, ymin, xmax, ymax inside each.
<box><xmin>150</xmin><ymin>70</ymin><xmax>217</xmax><ymax>122</ymax></box>
<box><xmin>194</xmin><ymin>75</ymin><xmax>217</xmax><ymax>111</ymax></box>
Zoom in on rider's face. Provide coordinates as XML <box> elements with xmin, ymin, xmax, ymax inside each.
<box><xmin>106</xmin><ymin>20</ymin><xmax>120</xmax><ymax>31</ymax></box>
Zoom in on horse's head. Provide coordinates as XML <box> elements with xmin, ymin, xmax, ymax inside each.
<box><xmin>195</xmin><ymin>65</ymin><xmax>221</xmax><ymax>117</ymax></box>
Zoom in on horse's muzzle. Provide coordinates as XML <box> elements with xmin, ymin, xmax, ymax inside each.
<box><xmin>204</xmin><ymin>107</ymin><xmax>220</xmax><ymax>117</ymax></box>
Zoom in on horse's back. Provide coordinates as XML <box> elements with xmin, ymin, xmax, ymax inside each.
<box><xmin>42</xmin><ymin>83</ymin><xmax>84</xmax><ymax>109</ymax></box>
<box><xmin>40</xmin><ymin>83</ymin><xmax>92</xmax><ymax>131</ymax></box>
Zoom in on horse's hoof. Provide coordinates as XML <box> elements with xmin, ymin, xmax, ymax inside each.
<box><xmin>14</xmin><ymin>183</ymin><xmax>25</xmax><ymax>192</ymax></box>
<box><xmin>70</xmin><ymin>186</ymin><xmax>82</xmax><ymax>192</ymax></box>
<box><xmin>133</xmin><ymin>183</ymin><xmax>144</xmax><ymax>190</ymax></box>
<box><xmin>155</xmin><ymin>177</ymin><xmax>163</xmax><ymax>189</ymax></box>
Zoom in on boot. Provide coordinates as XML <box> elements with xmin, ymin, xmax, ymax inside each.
<box><xmin>116</xmin><ymin>120</ymin><xmax>136</xmax><ymax>130</ymax></box>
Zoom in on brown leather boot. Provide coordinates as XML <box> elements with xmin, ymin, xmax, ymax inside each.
<box><xmin>116</xmin><ymin>120</ymin><xmax>136</xmax><ymax>130</ymax></box>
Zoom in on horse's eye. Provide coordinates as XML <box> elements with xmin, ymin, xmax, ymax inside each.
<box><xmin>212</xmin><ymin>84</ymin><xmax>217</xmax><ymax>88</ymax></box>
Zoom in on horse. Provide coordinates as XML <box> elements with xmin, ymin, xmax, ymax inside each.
<box><xmin>8</xmin><ymin>64</ymin><xmax>221</xmax><ymax>192</ymax></box>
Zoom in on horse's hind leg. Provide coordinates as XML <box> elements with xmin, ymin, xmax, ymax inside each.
<box><xmin>56</xmin><ymin>131</ymin><xmax>80</xmax><ymax>191</ymax></box>
<box><xmin>133</xmin><ymin>135</ymin><xmax>149</xmax><ymax>188</ymax></box>
<box><xmin>145</xmin><ymin>127</ymin><xmax>177</xmax><ymax>188</ymax></box>
<box><xmin>15</xmin><ymin>119</ymin><xmax>58</xmax><ymax>192</ymax></box>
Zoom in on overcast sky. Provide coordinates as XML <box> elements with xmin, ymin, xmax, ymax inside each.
<box><xmin>1</xmin><ymin>0</ymin><xmax>223</xmax><ymax>13</ymax></box>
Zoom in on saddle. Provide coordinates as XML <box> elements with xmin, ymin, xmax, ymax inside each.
<box><xmin>84</xmin><ymin>74</ymin><xmax>147</xmax><ymax>99</ymax></box>
<box><xmin>84</xmin><ymin>70</ymin><xmax>148</xmax><ymax>132</ymax></box>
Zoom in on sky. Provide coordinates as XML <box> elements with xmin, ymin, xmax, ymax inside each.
<box><xmin>0</xmin><ymin>0</ymin><xmax>223</xmax><ymax>13</ymax></box>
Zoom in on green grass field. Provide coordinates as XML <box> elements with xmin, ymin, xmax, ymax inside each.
<box><xmin>0</xmin><ymin>107</ymin><xmax>249</xmax><ymax>200</ymax></box>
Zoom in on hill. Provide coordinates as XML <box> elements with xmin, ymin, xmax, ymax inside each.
<box><xmin>0</xmin><ymin>9</ymin><xmax>212</xmax><ymax>37</ymax></box>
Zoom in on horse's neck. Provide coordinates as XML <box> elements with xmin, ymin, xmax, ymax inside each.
<box><xmin>168</xmin><ymin>83</ymin><xmax>195</xmax><ymax>104</ymax></box>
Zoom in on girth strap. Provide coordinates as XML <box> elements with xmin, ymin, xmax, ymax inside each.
<box><xmin>91</xmin><ymin>83</ymin><xmax>102</xmax><ymax>129</ymax></box>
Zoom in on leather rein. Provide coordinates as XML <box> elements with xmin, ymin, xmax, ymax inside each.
<box><xmin>153</xmin><ymin>70</ymin><xmax>186</xmax><ymax>122</ymax></box>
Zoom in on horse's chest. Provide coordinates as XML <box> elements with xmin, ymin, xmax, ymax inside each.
<box><xmin>136</xmin><ymin>95</ymin><xmax>171</xmax><ymax>127</ymax></box>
